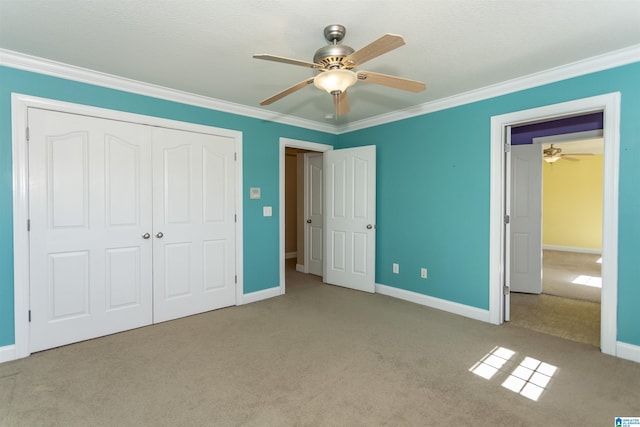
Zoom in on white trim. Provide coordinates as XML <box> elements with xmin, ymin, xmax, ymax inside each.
<box><xmin>337</xmin><ymin>44</ymin><xmax>640</xmax><ymax>134</ymax></box>
<box><xmin>0</xmin><ymin>345</ymin><xmax>17</xmax><ymax>363</ymax></box>
<box><xmin>295</xmin><ymin>264</ymin><xmax>306</xmax><ymax>273</ymax></box>
<box><xmin>543</xmin><ymin>245</ymin><xmax>601</xmax><ymax>255</ymax></box>
<box><xmin>616</xmin><ymin>342</ymin><xmax>640</xmax><ymax>364</ymax></box>
<box><xmin>11</xmin><ymin>94</ymin><xmax>244</xmax><ymax>360</ymax></box>
<box><xmin>0</xmin><ymin>48</ymin><xmax>335</xmax><ymax>134</ymax></box>
<box><xmin>2</xmin><ymin>44</ymin><xmax>639</xmax><ymax>136</ymax></box>
<box><xmin>279</xmin><ymin>138</ymin><xmax>333</xmax><ymax>295</ymax></box>
<box><xmin>489</xmin><ymin>93</ymin><xmax>620</xmax><ymax>357</ymax></box>
<box><xmin>234</xmin><ymin>133</ymin><xmax>245</xmax><ymax>309</ymax></box>
<box><xmin>285</xmin><ymin>251</ymin><xmax>297</xmax><ymax>259</ymax></box>
<box><xmin>240</xmin><ymin>286</ymin><xmax>281</xmax><ymax>305</ymax></box>
<box><xmin>376</xmin><ymin>284</ymin><xmax>490</xmax><ymax>323</ymax></box>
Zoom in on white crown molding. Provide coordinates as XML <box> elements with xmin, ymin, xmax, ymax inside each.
<box><xmin>336</xmin><ymin>44</ymin><xmax>640</xmax><ymax>134</ymax></box>
<box><xmin>0</xmin><ymin>48</ymin><xmax>336</xmax><ymax>134</ymax></box>
<box><xmin>1</xmin><ymin>44</ymin><xmax>639</xmax><ymax>135</ymax></box>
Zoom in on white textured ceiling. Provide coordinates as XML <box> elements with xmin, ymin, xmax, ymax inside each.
<box><xmin>1</xmin><ymin>0</ymin><xmax>639</xmax><ymax>127</ymax></box>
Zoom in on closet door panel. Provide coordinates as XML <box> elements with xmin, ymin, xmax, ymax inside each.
<box><xmin>152</xmin><ymin>127</ymin><xmax>236</xmax><ymax>323</ymax></box>
<box><xmin>29</xmin><ymin>108</ymin><xmax>153</xmax><ymax>352</ymax></box>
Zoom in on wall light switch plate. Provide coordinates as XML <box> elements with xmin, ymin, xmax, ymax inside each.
<box><xmin>393</xmin><ymin>263</ymin><xmax>399</xmax><ymax>274</ymax></box>
<box><xmin>263</xmin><ymin>206</ymin><xmax>272</xmax><ymax>217</ymax></box>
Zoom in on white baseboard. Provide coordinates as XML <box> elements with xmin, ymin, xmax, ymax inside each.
<box><xmin>240</xmin><ymin>286</ymin><xmax>281</xmax><ymax>305</ymax></box>
<box><xmin>285</xmin><ymin>251</ymin><xmax>297</xmax><ymax>259</ymax></box>
<box><xmin>376</xmin><ymin>284</ymin><xmax>491</xmax><ymax>323</ymax></box>
<box><xmin>0</xmin><ymin>345</ymin><xmax>16</xmax><ymax>364</ymax></box>
<box><xmin>616</xmin><ymin>341</ymin><xmax>640</xmax><ymax>364</ymax></box>
<box><xmin>296</xmin><ymin>264</ymin><xmax>306</xmax><ymax>273</ymax></box>
<box><xmin>543</xmin><ymin>245</ymin><xmax>601</xmax><ymax>254</ymax></box>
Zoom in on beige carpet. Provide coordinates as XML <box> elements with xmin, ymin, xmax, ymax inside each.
<box><xmin>510</xmin><ymin>293</ymin><xmax>600</xmax><ymax>347</ymax></box>
<box><xmin>508</xmin><ymin>250</ymin><xmax>602</xmax><ymax>348</ymax></box>
<box><xmin>542</xmin><ymin>250</ymin><xmax>601</xmax><ymax>303</ymax></box>
<box><xmin>1</xmin><ymin>267</ymin><xmax>638</xmax><ymax>426</ymax></box>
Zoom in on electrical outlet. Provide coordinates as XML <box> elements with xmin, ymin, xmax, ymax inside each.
<box><xmin>421</xmin><ymin>268</ymin><xmax>427</xmax><ymax>279</ymax></box>
<box><xmin>393</xmin><ymin>263</ymin><xmax>399</xmax><ymax>274</ymax></box>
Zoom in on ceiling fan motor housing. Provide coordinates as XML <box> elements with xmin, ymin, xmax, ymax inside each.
<box><xmin>313</xmin><ymin>24</ymin><xmax>355</xmax><ymax>69</ymax></box>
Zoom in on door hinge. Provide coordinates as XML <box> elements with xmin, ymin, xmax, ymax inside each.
<box><xmin>504</xmin><ymin>144</ymin><xmax>511</xmax><ymax>153</ymax></box>
<box><xmin>26</xmin><ymin>126</ymin><xmax>30</xmax><ymax>142</ymax></box>
<box><xmin>503</xmin><ymin>285</ymin><xmax>510</xmax><ymax>296</ymax></box>
<box><xmin>28</xmin><ymin>310</ymin><xmax>31</xmax><ymax>322</ymax></box>
<box><xmin>234</xmin><ymin>214</ymin><xmax>237</xmax><ymax>223</ymax></box>
<box><xmin>235</xmin><ymin>275</ymin><xmax>237</xmax><ymax>284</ymax></box>
<box><xmin>504</xmin><ymin>214</ymin><xmax>510</xmax><ymax>224</ymax></box>
<box><xmin>27</xmin><ymin>219</ymin><xmax>31</xmax><ymax>231</ymax></box>
<box><xmin>234</xmin><ymin>152</ymin><xmax>237</xmax><ymax>161</ymax></box>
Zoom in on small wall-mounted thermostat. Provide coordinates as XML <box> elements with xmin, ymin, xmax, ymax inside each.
<box><xmin>250</xmin><ymin>187</ymin><xmax>261</xmax><ymax>199</ymax></box>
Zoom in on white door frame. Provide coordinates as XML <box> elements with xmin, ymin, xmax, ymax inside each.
<box><xmin>11</xmin><ymin>93</ymin><xmax>244</xmax><ymax>360</ymax></box>
<box><xmin>489</xmin><ymin>92</ymin><xmax>620</xmax><ymax>356</ymax></box>
<box><xmin>278</xmin><ymin>138</ymin><xmax>333</xmax><ymax>294</ymax></box>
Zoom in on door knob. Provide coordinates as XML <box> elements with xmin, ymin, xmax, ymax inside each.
<box><xmin>306</xmin><ymin>219</ymin><xmax>312</xmax><ymax>224</ymax></box>
<box><xmin>142</xmin><ymin>232</ymin><xmax>151</xmax><ymax>239</ymax></box>
<box><xmin>155</xmin><ymin>232</ymin><xmax>164</xmax><ymax>239</ymax></box>
<box><xmin>366</xmin><ymin>224</ymin><xmax>373</xmax><ymax>230</ymax></box>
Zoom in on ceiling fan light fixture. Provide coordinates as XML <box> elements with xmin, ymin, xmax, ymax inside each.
<box><xmin>314</xmin><ymin>69</ymin><xmax>357</xmax><ymax>94</ymax></box>
<box><xmin>544</xmin><ymin>155</ymin><xmax>560</xmax><ymax>163</ymax></box>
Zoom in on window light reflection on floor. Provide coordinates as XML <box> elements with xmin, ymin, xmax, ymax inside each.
<box><xmin>469</xmin><ymin>346</ymin><xmax>515</xmax><ymax>380</ymax></box>
<box><xmin>502</xmin><ymin>357</ymin><xmax>557</xmax><ymax>401</ymax></box>
<box><xmin>571</xmin><ymin>275</ymin><xmax>602</xmax><ymax>288</ymax></box>
<box><xmin>470</xmin><ymin>347</ymin><xmax>558</xmax><ymax>402</ymax></box>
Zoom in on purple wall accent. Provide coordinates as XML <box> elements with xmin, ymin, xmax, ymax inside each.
<box><xmin>510</xmin><ymin>112</ymin><xmax>603</xmax><ymax>145</ymax></box>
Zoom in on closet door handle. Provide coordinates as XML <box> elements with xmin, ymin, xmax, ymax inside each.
<box><xmin>142</xmin><ymin>233</ymin><xmax>151</xmax><ymax>239</ymax></box>
<box><xmin>155</xmin><ymin>232</ymin><xmax>164</xmax><ymax>239</ymax></box>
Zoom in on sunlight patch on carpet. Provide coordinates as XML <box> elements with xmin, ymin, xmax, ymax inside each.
<box><xmin>469</xmin><ymin>346</ymin><xmax>515</xmax><ymax>380</ymax></box>
<box><xmin>571</xmin><ymin>274</ymin><xmax>602</xmax><ymax>288</ymax></box>
<box><xmin>501</xmin><ymin>357</ymin><xmax>557</xmax><ymax>401</ymax></box>
<box><xmin>470</xmin><ymin>347</ymin><xmax>558</xmax><ymax>401</ymax></box>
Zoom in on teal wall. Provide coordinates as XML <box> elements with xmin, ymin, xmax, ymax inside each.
<box><xmin>337</xmin><ymin>61</ymin><xmax>640</xmax><ymax>347</ymax></box>
<box><xmin>2</xmin><ymin>60</ymin><xmax>640</xmax><ymax>351</ymax></box>
<box><xmin>0</xmin><ymin>66</ymin><xmax>336</xmax><ymax>347</ymax></box>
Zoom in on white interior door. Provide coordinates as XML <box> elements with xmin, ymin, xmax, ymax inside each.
<box><xmin>510</xmin><ymin>143</ymin><xmax>543</xmax><ymax>294</ymax></box>
<box><xmin>324</xmin><ymin>145</ymin><xmax>376</xmax><ymax>293</ymax></box>
<box><xmin>305</xmin><ymin>153</ymin><xmax>323</xmax><ymax>276</ymax></box>
<box><xmin>28</xmin><ymin>108</ymin><xmax>153</xmax><ymax>352</ymax></box>
<box><xmin>152</xmin><ymin>127</ymin><xmax>236</xmax><ymax>323</ymax></box>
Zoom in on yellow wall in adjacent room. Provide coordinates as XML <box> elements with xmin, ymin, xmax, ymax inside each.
<box><xmin>543</xmin><ymin>154</ymin><xmax>603</xmax><ymax>250</ymax></box>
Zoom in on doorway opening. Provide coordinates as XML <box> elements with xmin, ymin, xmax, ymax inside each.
<box><xmin>279</xmin><ymin>138</ymin><xmax>378</xmax><ymax>295</ymax></box>
<box><xmin>489</xmin><ymin>93</ymin><xmax>620</xmax><ymax>357</ymax></box>
<box><xmin>278</xmin><ymin>138</ymin><xmax>333</xmax><ymax>294</ymax></box>
<box><xmin>509</xmin><ymin>122</ymin><xmax>604</xmax><ymax>347</ymax></box>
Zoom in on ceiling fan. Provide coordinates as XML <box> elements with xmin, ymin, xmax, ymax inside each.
<box><xmin>543</xmin><ymin>144</ymin><xmax>593</xmax><ymax>163</ymax></box>
<box><xmin>253</xmin><ymin>24</ymin><xmax>426</xmax><ymax>116</ymax></box>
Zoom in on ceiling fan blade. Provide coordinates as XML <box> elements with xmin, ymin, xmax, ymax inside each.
<box><xmin>560</xmin><ymin>156</ymin><xmax>580</xmax><ymax>162</ymax></box>
<box><xmin>333</xmin><ymin>91</ymin><xmax>350</xmax><ymax>116</ymax></box>
<box><xmin>343</xmin><ymin>34</ymin><xmax>406</xmax><ymax>67</ymax></box>
<box><xmin>259</xmin><ymin>78</ymin><xmax>315</xmax><ymax>105</ymax></box>
<box><xmin>357</xmin><ymin>70</ymin><xmax>426</xmax><ymax>92</ymax></box>
<box><xmin>253</xmin><ymin>54</ymin><xmax>324</xmax><ymax>70</ymax></box>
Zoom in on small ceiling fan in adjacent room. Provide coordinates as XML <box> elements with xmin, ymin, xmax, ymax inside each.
<box><xmin>543</xmin><ymin>144</ymin><xmax>593</xmax><ymax>163</ymax></box>
<box><xmin>253</xmin><ymin>24</ymin><xmax>426</xmax><ymax>116</ymax></box>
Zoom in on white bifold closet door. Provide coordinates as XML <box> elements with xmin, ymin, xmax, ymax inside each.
<box><xmin>152</xmin><ymin>126</ymin><xmax>236</xmax><ymax>323</ymax></box>
<box><xmin>28</xmin><ymin>108</ymin><xmax>236</xmax><ymax>353</ymax></box>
